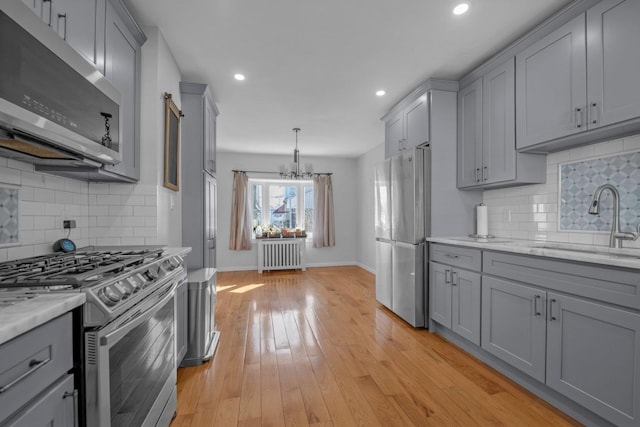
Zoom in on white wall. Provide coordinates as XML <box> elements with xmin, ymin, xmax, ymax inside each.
<box><xmin>484</xmin><ymin>133</ymin><xmax>640</xmax><ymax>248</ymax></box>
<box><xmin>216</xmin><ymin>151</ymin><xmax>358</xmax><ymax>271</ymax></box>
<box><xmin>355</xmin><ymin>143</ymin><xmax>384</xmax><ymax>273</ymax></box>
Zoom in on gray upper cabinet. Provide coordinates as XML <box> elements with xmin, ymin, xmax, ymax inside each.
<box><xmin>383</xmin><ymin>92</ymin><xmax>429</xmax><ymax>158</ymax></box>
<box><xmin>458</xmin><ymin>58</ymin><xmax>545</xmax><ymax>189</ymax></box>
<box><xmin>517</xmin><ymin>0</ymin><xmax>640</xmax><ymax>152</ymax></box>
<box><xmin>481</xmin><ymin>276</ymin><xmax>547</xmax><ymax>383</ymax></box>
<box><xmin>20</xmin><ymin>0</ymin><xmax>99</xmax><ymax>67</ymax></box>
<box><xmin>203</xmin><ymin>94</ymin><xmax>217</xmax><ymax>175</ymax></box>
<box><xmin>181</xmin><ymin>82</ymin><xmax>219</xmax><ymax>271</ymax></box>
<box><xmin>586</xmin><ymin>0</ymin><xmax>640</xmax><ymax>129</ymax></box>
<box><xmin>101</xmin><ymin>0</ymin><xmax>143</xmax><ymax>181</ymax></box>
<box><xmin>384</xmin><ymin>112</ymin><xmax>403</xmax><ymax>158</ymax></box>
<box><xmin>516</xmin><ymin>14</ymin><xmax>587</xmax><ymax>149</ymax></box>
<box><xmin>457</xmin><ymin>78</ymin><xmax>482</xmax><ymax>188</ymax></box>
<box><xmin>546</xmin><ymin>292</ymin><xmax>640</xmax><ymax>427</ymax></box>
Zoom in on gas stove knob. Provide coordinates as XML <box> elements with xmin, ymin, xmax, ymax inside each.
<box><xmin>144</xmin><ymin>268</ymin><xmax>158</xmax><ymax>281</ymax></box>
<box><xmin>127</xmin><ymin>277</ymin><xmax>141</xmax><ymax>292</ymax></box>
<box><xmin>99</xmin><ymin>286</ymin><xmax>122</xmax><ymax>306</ymax></box>
<box><xmin>115</xmin><ymin>281</ymin><xmax>133</xmax><ymax>298</ymax></box>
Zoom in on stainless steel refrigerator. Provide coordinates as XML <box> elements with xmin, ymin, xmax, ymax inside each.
<box><xmin>374</xmin><ymin>147</ymin><xmax>429</xmax><ymax>327</ymax></box>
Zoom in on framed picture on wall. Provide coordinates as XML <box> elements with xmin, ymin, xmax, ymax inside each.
<box><xmin>163</xmin><ymin>92</ymin><xmax>182</xmax><ymax>191</ymax></box>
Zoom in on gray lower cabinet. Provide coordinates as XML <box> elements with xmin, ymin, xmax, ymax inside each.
<box><xmin>429</xmin><ymin>244</ymin><xmax>482</xmax><ymax>344</ymax></box>
<box><xmin>546</xmin><ymin>292</ymin><xmax>640</xmax><ymax>427</ymax></box>
<box><xmin>3</xmin><ymin>375</ymin><xmax>76</xmax><ymax>427</ymax></box>
<box><xmin>482</xmin><ymin>252</ymin><xmax>640</xmax><ymax>426</ymax></box>
<box><xmin>481</xmin><ymin>276</ymin><xmax>547</xmax><ymax>382</ymax></box>
<box><xmin>429</xmin><ymin>260</ymin><xmax>481</xmax><ymax>345</ymax></box>
<box><xmin>0</xmin><ymin>313</ymin><xmax>76</xmax><ymax>426</ymax></box>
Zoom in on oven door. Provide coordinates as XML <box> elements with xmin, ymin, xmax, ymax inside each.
<box><xmin>85</xmin><ymin>281</ymin><xmax>177</xmax><ymax>427</ymax></box>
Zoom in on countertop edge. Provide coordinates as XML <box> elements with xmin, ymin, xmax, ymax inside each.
<box><xmin>427</xmin><ymin>237</ymin><xmax>640</xmax><ymax>270</ymax></box>
<box><xmin>0</xmin><ymin>293</ymin><xmax>85</xmax><ymax>346</ymax></box>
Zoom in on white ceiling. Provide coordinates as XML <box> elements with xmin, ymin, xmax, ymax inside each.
<box><xmin>123</xmin><ymin>0</ymin><xmax>572</xmax><ymax>158</ymax></box>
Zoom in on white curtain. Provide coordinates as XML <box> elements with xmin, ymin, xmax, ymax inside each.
<box><xmin>229</xmin><ymin>171</ymin><xmax>252</xmax><ymax>250</ymax></box>
<box><xmin>312</xmin><ymin>174</ymin><xmax>335</xmax><ymax>248</ymax></box>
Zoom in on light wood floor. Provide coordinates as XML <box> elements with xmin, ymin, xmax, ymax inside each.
<box><xmin>171</xmin><ymin>266</ymin><xmax>582</xmax><ymax>427</ymax></box>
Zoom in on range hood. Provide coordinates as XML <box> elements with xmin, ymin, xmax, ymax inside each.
<box><xmin>0</xmin><ymin>2</ymin><xmax>122</xmax><ymax>173</ymax></box>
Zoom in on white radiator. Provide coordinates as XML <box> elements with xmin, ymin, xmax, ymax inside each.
<box><xmin>257</xmin><ymin>239</ymin><xmax>306</xmax><ymax>273</ymax></box>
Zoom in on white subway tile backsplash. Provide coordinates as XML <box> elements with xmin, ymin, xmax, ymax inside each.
<box><xmin>7</xmin><ymin>159</ymin><xmax>33</xmax><ymax>172</ymax></box>
<box><xmin>0</xmin><ymin>156</ymin><xmax>161</xmax><ymax>260</ymax></box>
<box><xmin>485</xmin><ymin>135</ymin><xmax>640</xmax><ymax>248</ymax></box>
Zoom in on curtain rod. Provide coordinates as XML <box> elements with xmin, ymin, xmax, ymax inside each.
<box><xmin>232</xmin><ymin>169</ymin><xmax>332</xmax><ymax>176</ymax></box>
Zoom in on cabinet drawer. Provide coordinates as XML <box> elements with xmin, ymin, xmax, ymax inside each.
<box><xmin>0</xmin><ymin>313</ymin><xmax>73</xmax><ymax>422</ymax></box>
<box><xmin>483</xmin><ymin>251</ymin><xmax>640</xmax><ymax>310</ymax></box>
<box><xmin>430</xmin><ymin>244</ymin><xmax>481</xmax><ymax>272</ymax></box>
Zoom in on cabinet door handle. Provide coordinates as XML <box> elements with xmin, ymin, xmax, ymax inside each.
<box><xmin>444</xmin><ymin>253</ymin><xmax>459</xmax><ymax>259</ymax></box>
<box><xmin>451</xmin><ymin>271</ymin><xmax>458</xmax><ymax>286</ymax></box>
<box><xmin>63</xmin><ymin>389</ymin><xmax>79</xmax><ymax>427</ymax></box>
<box><xmin>0</xmin><ymin>358</ymin><xmax>51</xmax><ymax>393</ymax></box>
<box><xmin>42</xmin><ymin>0</ymin><xmax>53</xmax><ymax>26</ymax></box>
<box><xmin>483</xmin><ymin>166</ymin><xmax>488</xmax><ymax>181</ymax></box>
<box><xmin>590</xmin><ymin>102</ymin><xmax>599</xmax><ymax>125</ymax></box>
<box><xmin>533</xmin><ymin>295</ymin><xmax>542</xmax><ymax>316</ymax></box>
<box><xmin>549</xmin><ymin>298</ymin><xmax>558</xmax><ymax>321</ymax></box>
<box><xmin>475</xmin><ymin>168</ymin><xmax>480</xmax><ymax>183</ymax></box>
<box><xmin>444</xmin><ymin>269</ymin><xmax>451</xmax><ymax>284</ymax></box>
<box><xmin>575</xmin><ymin>107</ymin><xmax>583</xmax><ymax>129</ymax></box>
<box><xmin>57</xmin><ymin>13</ymin><xmax>67</xmax><ymax>40</ymax></box>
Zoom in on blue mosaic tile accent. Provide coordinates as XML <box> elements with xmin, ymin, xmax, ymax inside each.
<box><xmin>560</xmin><ymin>152</ymin><xmax>640</xmax><ymax>231</ymax></box>
<box><xmin>0</xmin><ymin>187</ymin><xmax>18</xmax><ymax>244</ymax></box>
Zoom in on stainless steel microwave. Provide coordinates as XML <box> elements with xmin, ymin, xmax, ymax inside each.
<box><xmin>0</xmin><ymin>1</ymin><xmax>121</xmax><ymax>166</ymax></box>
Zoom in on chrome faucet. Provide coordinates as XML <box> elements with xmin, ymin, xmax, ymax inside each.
<box><xmin>588</xmin><ymin>184</ymin><xmax>640</xmax><ymax>248</ymax></box>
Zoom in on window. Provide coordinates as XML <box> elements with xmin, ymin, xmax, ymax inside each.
<box><xmin>250</xmin><ymin>179</ymin><xmax>313</xmax><ymax>237</ymax></box>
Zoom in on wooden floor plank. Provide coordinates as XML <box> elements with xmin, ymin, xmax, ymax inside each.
<box><xmin>172</xmin><ymin>267</ymin><xmax>582</xmax><ymax>427</ymax></box>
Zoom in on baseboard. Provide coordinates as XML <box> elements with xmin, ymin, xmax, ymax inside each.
<box><xmin>355</xmin><ymin>262</ymin><xmax>375</xmax><ymax>274</ymax></box>
<box><xmin>216</xmin><ymin>262</ymin><xmax>369</xmax><ymax>272</ymax></box>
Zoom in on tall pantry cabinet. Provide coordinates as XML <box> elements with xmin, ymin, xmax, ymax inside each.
<box><xmin>180</xmin><ymin>82</ymin><xmax>218</xmax><ymax>271</ymax></box>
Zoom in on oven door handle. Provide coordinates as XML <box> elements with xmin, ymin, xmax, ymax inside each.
<box><xmin>100</xmin><ymin>282</ymin><xmax>176</xmax><ymax>347</ymax></box>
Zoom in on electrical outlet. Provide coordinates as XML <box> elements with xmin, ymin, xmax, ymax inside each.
<box><xmin>63</xmin><ymin>220</ymin><xmax>76</xmax><ymax>229</ymax></box>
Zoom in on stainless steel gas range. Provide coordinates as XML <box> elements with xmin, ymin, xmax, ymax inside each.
<box><xmin>0</xmin><ymin>247</ymin><xmax>189</xmax><ymax>427</ymax></box>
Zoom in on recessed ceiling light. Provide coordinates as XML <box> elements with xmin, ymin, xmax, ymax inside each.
<box><xmin>234</xmin><ymin>73</ymin><xmax>245</xmax><ymax>81</ymax></box>
<box><xmin>453</xmin><ymin>3</ymin><xmax>469</xmax><ymax>15</ymax></box>
<box><xmin>376</xmin><ymin>90</ymin><xmax>386</xmax><ymax>97</ymax></box>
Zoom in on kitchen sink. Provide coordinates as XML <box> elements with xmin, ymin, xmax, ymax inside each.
<box><xmin>528</xmin><ymin>242</ymin><xmax>640</xmax><ymax>259</ymax></box>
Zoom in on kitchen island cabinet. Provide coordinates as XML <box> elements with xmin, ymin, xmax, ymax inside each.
<box><xmin>516</xmin><ymin>0</ymin><xmax>640</xmax><ymax>153</ymax></box>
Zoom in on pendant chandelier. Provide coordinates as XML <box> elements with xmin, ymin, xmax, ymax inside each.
<box><xmin>279</xmin><ymin>127</ymin><xmax>313</xmax><ymax>179</ymax></box>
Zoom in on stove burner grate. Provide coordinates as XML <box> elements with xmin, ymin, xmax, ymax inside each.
<box><xmin>0</xmin><ymin>248</ymin><xmax>164</xmax><ymax>288</ymax></box>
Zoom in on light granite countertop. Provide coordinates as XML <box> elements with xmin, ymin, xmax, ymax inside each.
<box><xmin>0</xmin><ymin>291</ymin><xmax>85</xmax><ymax>346</ymax></box>
<box><xmin>427</xmin><ymin>237</ymin><xmax>640</xmax><ymax>270</ymax></box>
